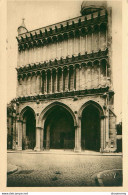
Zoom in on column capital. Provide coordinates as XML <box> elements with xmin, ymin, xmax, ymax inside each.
<box><xmin>36</xmin><ymin>126</ymin><xmax>42</xmax><ymax>129</ymax></box>
<box><xmin>100</xmin><ymin>115</ymin><xmax>105</xmax><ymax>119</ymax></box>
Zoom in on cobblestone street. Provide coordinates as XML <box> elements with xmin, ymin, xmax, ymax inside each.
<box><xmin>7</xmin><ymin>151</ymin><xmax>122</xmax><ymax>187</ymax></box>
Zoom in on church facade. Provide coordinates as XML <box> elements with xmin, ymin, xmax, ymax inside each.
<box><xmin>11</xmin><ymin>1</ymin><xmax>117</xmax><ymax>152</ymax></box>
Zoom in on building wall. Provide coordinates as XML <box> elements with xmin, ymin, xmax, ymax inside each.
<box><xmin>12</xmin><ymin>4</ymin><xmax>117</xmax><ymax>152</ymax></box>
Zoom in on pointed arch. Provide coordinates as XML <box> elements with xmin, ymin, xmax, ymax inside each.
<box><xmin>20</xmin><ymin>106</ymin><xmax>36</xmax><ymax>121</ymax></box>
<box><xmin>38</xmin><ymin>101</ymin><xmax>77</xmax><ymax>127</ymax></box>
<box><xmin>78</xmin><ymin>100</ymin><xmax>104</xmax><ymax>118</ymax></box>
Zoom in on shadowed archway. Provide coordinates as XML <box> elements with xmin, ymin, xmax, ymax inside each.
<box><xmin>80</xmin><ymin>101</ymin><xmax>104</xmax><ymax>151</ymax></box>
<box><xmin>21</xmin><ymin>107</ymin><xmax>36</xmax><ymax>150</ymax></box>
<box><xmin>43</xmin><ymin>105</ymin><xmax>75</xmax><ymax>150</ymax></box>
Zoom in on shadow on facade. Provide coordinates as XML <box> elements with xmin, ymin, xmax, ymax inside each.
<box><xmin>43</xmin><ymin>105</ymin><xmax>75</xmax><ymax>150</ymax></box>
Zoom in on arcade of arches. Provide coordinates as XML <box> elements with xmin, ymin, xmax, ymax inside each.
<box><xmin>17</xmin><ymin>102</ymin><xmax>112</xmax><ymax>152</ymax></box>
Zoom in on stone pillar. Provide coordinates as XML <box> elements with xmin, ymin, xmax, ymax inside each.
<box><xmin>36</xmin><ymin>74</ymin><xmax>41</xmax><ymax>95</ymax></box>
<box><xmin>34</xmin><ymin>127</ymin><xmax>41</xmax><ymax>151</ymax></box>
<box><xmin>23</xmin><ymin>77</ymin><xmax>26</xmax><ymax>96</ymax></box>
<box><xmin>68</xmin><ymin>68</ymin><xmax>70</xmax><ymax>91</ymax></box>
<box><xmin>106</xmin><ymin>62</ymin><xmax>108</xmax><ymax>86</ymax></box>
<box><xmin>85</xmin><ymin>65</ymin><xmax>87</xmax><ymax>88</ymax></box>
<box><xmin>46</xmin><ymin>125</ymin><xmax>50</xmax><ymax>150</ymax></box>
<box><xmin>105</xmin><ymin>112</ymin><xmax>109</xmax><ymax>143</ymax></box>
<box><xmin>91</xmin><ymin>65</ymin><xmax>94</xmax><ymax>88</ymax></box>
<box><xmin>98</xmin><ymin>62</ymin><xmax>101</xmax><ymax>87</ymax></box>
<box><xmin>12</xmin><ymin>116</ymin><xmax>16</xmax><ymax>149</ymax></box>
<box><xmin>80</xmin><ymin>36</ymin><xmax>82</xmax><ymax>53</ymax></box>
<box><xmin>74</xmin><ymin>117</ymin><xmax>81</xmax><ymax>152</ymax></box>
<box><xmin>56</xmin><ymin>69</ymin><xmax>58</xmax><ymax>92</ymax></box>
<box><xmin>40</xmin><ymin>73</ymin><xmax>42</xmax><ymax>94</ymax></box>
<box><xmin>51</xmin><ymin>71</ymin><xmax>52</xmax><ymax>93</ymax></box>
<box><xmin>25</xmin><ymin>76</ymin><xmax>28</xmax><ymax>96</ymax></box>
<box><xmin>40</xmin><ymin>127</ymin><xmax>44</xmax><ymax>150</ymax></box>
<box><xmin>73</xmin><ymin>67</ymin><xmax>76</xmax><ymax>90</ymax></box>
<box><xmin>99</xmin><ymin>30</ymin><xmax>101</xmax><ymax>49</ymax></box>
<box><xmin>106</xmin><ymin>28</ymin><xmax>107</xmax><ymax>48</ymax></box>
<box><xmin>31</xmin><ymin>74</ymin><xmax>35</xmax><ymax>95</ymax></box>
<box><xmin>22</xmin><ymin>121</ymin><xmax>26</xmax><ymax>149</ymax></box>
<box><xmin>27</xmin><ymin>76</ymin><xmax>31</xmax><ymax>96</ymax></box>
<box><xmin>100</xmin><ymin>116</ymin><xmax>105</xmax><ymax>152</ymax></box>
<box><xmin>30</xmin><ymin>76</ymin><xmax>33</xmax><ymax>95</ymax></box>
<box><xmin>62</xmin><ymin>69</ymin><xmax>64</xmax><ymax>92</ymax></box>
<box><xmin>17</xmin><ymin>119</ymin><xmax>22</xmax><ymax>150</ymax></box>
<box><xmin>45</xmin><ymin>71</ymin><xmax>47</xmax><ymax>94</ymax></box>
<box><xmin>85</xmin><ymin>34</ymin><xmax>87</xmax><ymax>51</ymax></box>
<box><xmin>92</xmin><ymin>32</ymin><xmax>93</xmax><ymax>51</ymax></box>
<box><xmin>79</xmin><ymin>65</ymin><xmax>81</xmax><ymax>90</ymax></box>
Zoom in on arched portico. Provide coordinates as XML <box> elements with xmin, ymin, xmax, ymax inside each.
<box><xmin>17</xmin><ymin>106</ymin><xmax>36</xmax><ymax>150</ymax></box>
<box><xmin>38</xmin><ymin>102</ymin><xmax>77</xmax><ymax>151</ymax></box>
<box><xmin>78</xmin><ymin>100</ymin><xmax>105</xmax><ymax>152</ymax></box>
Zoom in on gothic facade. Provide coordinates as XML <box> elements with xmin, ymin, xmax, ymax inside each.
<box><xmin>11</xmin><ymin>1</ymin><xmax>117</xmax><ymax>152</ymax></box>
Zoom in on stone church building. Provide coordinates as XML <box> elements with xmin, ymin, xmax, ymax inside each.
<box><xmin>11</xmin><ymin>1</ymin><xmax>117</xmax><ymax>152</ymax></box>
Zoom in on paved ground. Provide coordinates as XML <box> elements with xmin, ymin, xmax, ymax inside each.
<box><xmin>7</xmin><ymin>151</ymin><xmax>122</xmax><ymax>187</ymax></box>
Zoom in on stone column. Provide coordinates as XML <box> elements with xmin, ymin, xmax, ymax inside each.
<box><xmin>79</xmin><ymin>65</ymin><xmax>81</xmax><ymax>90</ymax></box>
<box><xmin>73</xmin><ymin>67</ymin><xmax>76</xmax><ymax>90</ymax></box>
<box><xmin>22</xmin><ymin>121</ymin><xmax>26</xmax><ymax>149</ymax></box>
<box><xmin>68</xmin><ymin>68</ymin><xmax>70</xmax><ymax>91</ymax></box>
<box><xmin>40</xmin><ymin>128</ymin><xmax>44</xmax><ymax>150</ymax></box>
<box><xmin>46</xmin><ymin>125</ymin><xmax>50</xmax><ymax>150</ymax></box>
<box><xmin>80</xmin><ymin>36</ymin><xmax>81</xmax><ymax>53</ymax></box>
<box><xmin>86</xmin><ymin>34</ymin><xmax>87</xmax><ymax>51</ymax></box>
<box><xmin>100</xmin><ymin>116</ymin><xmax>105</xmax><ymax>152</ymax></box>
<box><xmin>36</xmin><ymin>74</ymin><xmax>41</xmax><ymax>95</ymax></box>
<box><xmin>45</xmin><ymin>71</ymin><xmax>47</xmax><ymax>94</ymax></box>
<box><xmin>91</xmin><ymin>64</ymin><xmax>94</xmax><ymax>88</ymax></box>
<box><xmin>99</xmin><ymin>30</ymin><xmax>101</xmax><ymax>49</ymax></box>
<box><xmin>30</xmin><ymin>75</ymin><xmax>33</xmax><ymax>95</ymax></box>
<box><xmin>51</xmin><ymin>71</ymin><xmax>52</xmax><ymax>93</ymax></box>
<box><xmin>27</xmin><ymin>76</ymin><xmax>31</xmax><ymax>96</ymax></box>
<box><xmin>23</xmin><ymin>77</ymin><xmax>26</xmax><ymax>96</ymax></box>
<box><xmin>17</xmin><ymin>119</ymin><xmax>23</xmax><ymax>150</ymax></box>
<box><xmin>34</xmin><ymin>127</ymin><xmax>41</xmax><ymax>151</ymax></box>
<box><xmin>105</xmin><ymin>110</ymin><xmax>109</xmax><ymax>143</ymax></box>
<box><xmin>56</xmin><ymin>69</ymin><xmax>58</xmax><ymax>92</ymax></box>
<box><xmin>40</xmin><ymin>73</ymin><xmax>42</xmax><ymax>94</ymax></box>
<box><xmin>25</xmin><ymin>76</ymin><xmax>28</xmax><ymax>96</ymax></box>
<box><xmin>92</xmin><ymin>31</ymin><xmax>94</xmax><ymax>51</ymax></box>
<box><xmin>106</xmin><ymin>28</ymin><xmax>107</xmax><ymax>48</ymax></box>
<box><xmin>12</xmin><ymin>116</ymin><xmax>16</xmax><ymax>149</ymax></box>
<box><xmin>106</xmin><ymin>62</ymin><xmax>108</xmax><ymax>86</ymax></box>
<box><xmin>62</xmin><ymin>69</ymin><xmax>64</xmax><ymax>92</ymax></box>
<box><xmin>98</xmin><ymin>62</ymin><xmax>101</xmax><ymax>87</ymax></box>
<box><xmin>74</xmin><ymin>117</ymin><xmax>81</xmax><ymax>152</ymax></box>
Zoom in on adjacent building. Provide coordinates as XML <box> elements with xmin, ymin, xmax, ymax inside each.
<box><xmin>11</xmin><ymin>1</ymin><xmax>117</xmax><ymax>152</ymax></box>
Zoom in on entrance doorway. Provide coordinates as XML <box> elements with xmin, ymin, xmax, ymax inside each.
<box><xmin>81</xmin><ymin>105</ymin><xmax>100</xmax><ymax>151</ymax></box>
<box><xmin>22</xmin><ymin>108</ymin><xmax>36</xmax><ymax>150</ymax></box>
<box><xmin>43</xmin><ymin>106</ymin><xmax>75</xmax><ymax>150</ymax></box>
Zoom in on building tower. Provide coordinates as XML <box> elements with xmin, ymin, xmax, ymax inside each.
<box><xmin>12</xmin><ymin>1</ymin><xmax>116</xmax><ymax>152</ymax></box>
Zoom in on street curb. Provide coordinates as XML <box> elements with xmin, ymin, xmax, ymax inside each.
<box><xmin>96</xmin><ymin>169</ymin><xmax>122</xmax><ymax>186</ymax></box>
<box><xmin>7</xmin><ymin>165</ymin><xmax>18</xmax><ymax>175</ymax></box>
<box><xmin>7</xmin><ymin>150</ymin><xmax>123</xmax><ymax>156</ymax></box>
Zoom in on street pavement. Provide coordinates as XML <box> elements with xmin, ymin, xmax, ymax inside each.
<box><xmin>7</xmin><ymin>151</ymin><xmax>122</xmax><ymax>187</ymax></box>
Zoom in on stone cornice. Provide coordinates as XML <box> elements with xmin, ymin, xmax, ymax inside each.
<box><xmin>14</xmin><ymin>87</ymin><xmax>110</xmax><ymax>103</ymax></box>
<box><xmin>16</xmin><ymin>9</ymin><xmax>107</xmax><ymax>52</ymax></box>
<box><xmin>17</xmin><ymin>49</ymin><xmax>108</xmax><ymax>77</ymax></box>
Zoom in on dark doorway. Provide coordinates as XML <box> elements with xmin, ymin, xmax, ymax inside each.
<box><xmin>23</xmin><ymin>109</ymin><xmax>36</xmax><ymax>150</ymax></box>
<box><xmin>44</xmin><ymin>106</ymin><xmax>75</xmax><ymax>149</ymax></box>
<box><xmin>81</xmin><ymin>105</ymin><xmax>100</xmax><ymax>151</ymax></box>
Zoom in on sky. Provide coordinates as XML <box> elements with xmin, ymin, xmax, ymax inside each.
<box><xmin>7</xmin><ymin>0</ymin><xmax>122</xmax><ymax>123</ymax></box>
